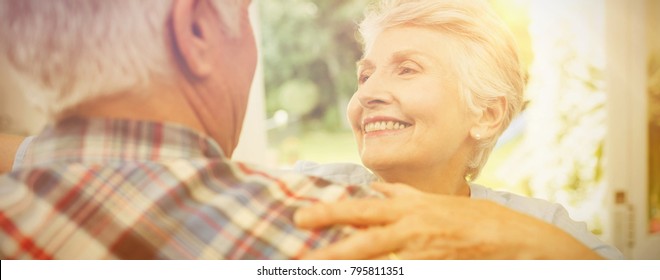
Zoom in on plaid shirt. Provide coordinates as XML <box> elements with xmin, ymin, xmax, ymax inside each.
<box><xmin>0</xmin><ymin>117</ymin><xmax>378</xmax><ymax>259</ymax></box>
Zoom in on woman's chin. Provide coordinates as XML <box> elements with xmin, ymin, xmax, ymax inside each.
<box><xmin>360</xmin><ymin>155</ymin><xmax>404</xmax><ymax>173</ymax></box>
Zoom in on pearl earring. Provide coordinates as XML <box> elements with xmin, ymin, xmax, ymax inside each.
<box><xmin>474</xmin><ymin>133</ymin><xmax>481</xmax><ymax>140</ymax></box>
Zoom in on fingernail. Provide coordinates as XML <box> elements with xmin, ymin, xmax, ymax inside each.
<box><xmin>293</xmin><ymin>209</ymin><xmax>309</xmax><ymax>226</ymax></box>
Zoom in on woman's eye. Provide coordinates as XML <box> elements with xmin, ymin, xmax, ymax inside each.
<box><xmin>398</xmin><ymin>67</ymin><xmax>415</xmax><ymax>75</ymax></box>
<box><xmin>358</xmin><ymin>74</ymin><xmax>370</xmax><ymax>84</ymax></box>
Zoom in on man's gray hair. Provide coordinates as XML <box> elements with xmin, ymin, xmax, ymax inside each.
<box><xmin>0</xmin><ymin>0</ymin><xmax>242</xmax><ymax>117</ymax></box>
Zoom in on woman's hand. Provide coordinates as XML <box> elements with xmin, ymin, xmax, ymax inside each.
<box><xmin>294</xmin><ymin>182</ymin><xmax>602</xmax><ymax>259</ymax></box>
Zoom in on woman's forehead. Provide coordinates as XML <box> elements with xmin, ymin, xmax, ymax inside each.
<box><xmin>361</xmin><ymin>27</ymin><xmax>459</xmax><ymax>65</ymax></box>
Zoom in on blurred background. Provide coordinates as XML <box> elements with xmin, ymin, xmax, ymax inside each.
<box><xmin>1</xmin><ymin>0</ymin><xmax>658</xmax><ymax>259</ymax></box>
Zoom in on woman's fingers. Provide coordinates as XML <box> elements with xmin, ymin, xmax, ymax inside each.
<box><xmin>294</xmin><ymin>182</ymin><xmax>427</xmax><ymax>229</ymax></box>
<box><xmin>300</xmin><ymin>225</ymin><xmax>405</xmax><ymax>260</ymax></box>
<box><xmin>294</xmin><ymin>199</ymin><xmax>401</xmax><ymax>229</ymax></box>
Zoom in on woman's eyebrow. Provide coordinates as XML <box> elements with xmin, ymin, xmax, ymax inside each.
<box><xmin>357</xmin><ymin>50</ymin><xmax>429</xmax><ymax>71</ymax></box>
<box><xmin>356</xmin><ymin>59</ymin><xmax>374</xmax><ymax>71</ymax></box>
<box><xmin>390</xmin><ymin>50</ymin><xmax>428</xmax><ymax>64</ymax></box>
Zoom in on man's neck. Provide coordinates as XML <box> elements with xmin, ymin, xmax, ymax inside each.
<box><xmin>57</xmin><ymin>85</ymin><xmax>206</xmax><ymax>140</ymax></box>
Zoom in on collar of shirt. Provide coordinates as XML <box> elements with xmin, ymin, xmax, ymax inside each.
<box><xmin>22</xmin><ymin>117</ymin><xmax>224</xmax><ymax>167</ymax></box>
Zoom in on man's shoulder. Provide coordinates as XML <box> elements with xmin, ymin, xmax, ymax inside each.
<box><xmin>5</xmin><ymin>158</ymin><xmax>379</xmax><ymax>201</ymax></box>
<box><xmin>233</xmin><ymin>160</ymin><xmax>380</xmax><ymax>202</ymax></box>
<box><xmin>0</xmin><ymin>159</ymin><xmax>379</xmax><ymax>259</ymax></box>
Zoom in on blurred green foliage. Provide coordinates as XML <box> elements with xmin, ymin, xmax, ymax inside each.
<box><xmin>258</xmin><ymin>0</ymin><xmax>370</xmax><ymax>131</ymax></box>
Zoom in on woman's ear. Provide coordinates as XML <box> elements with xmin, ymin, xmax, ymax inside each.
<box><xmin>170</xmin><ymin>0</ymin><xmax>217</xmax><ymax>78</ymax></box>
<box><xmin>470</xmin><ymin>96</ymin><xmax>507</xmax><ymax>140</ymax></box>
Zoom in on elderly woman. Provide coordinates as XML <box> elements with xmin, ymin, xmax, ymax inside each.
<box><xmin>294</xmin><ymin>0</ymin><xmax>623</xmax><ymax>259</ymax></box>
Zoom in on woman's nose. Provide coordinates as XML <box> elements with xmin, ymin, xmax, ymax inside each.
<box><xmin>356</xmin><ymin>75</ymin><xmax>393</xmax><ymax>109</ymax></box>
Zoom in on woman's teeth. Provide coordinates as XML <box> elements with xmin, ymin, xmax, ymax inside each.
<box><xmin>364</xmin><ymin>121</ymin><xmax>409</xmax><ymax>133</ymax></box>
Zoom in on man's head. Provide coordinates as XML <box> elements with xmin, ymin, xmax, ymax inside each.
<box><xmin>0</xmin><ymin>0</ymin><xmax>257</xmax><ymax>156</ymax></box>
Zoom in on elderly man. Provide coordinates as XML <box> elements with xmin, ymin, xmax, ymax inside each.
<box><xmin>0</xmin><ymin>0</ymin><xmax>377</xmax><ymax>259</ymax></box>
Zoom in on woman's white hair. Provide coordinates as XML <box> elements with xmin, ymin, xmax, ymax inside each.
<box><xmin>0</xmin><ymin>0</ymin><xmax>242</xmax><ymax>117</ymax></box>
<box><xmin>358</xmin><ymin>0</ymin><xmax>525</xmax><ymax>180</ymax></box>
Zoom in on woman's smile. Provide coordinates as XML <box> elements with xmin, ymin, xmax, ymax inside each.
<box><xmin>362</xmin><ymin>116</ymin><xmax>413</xmax><ymax>137</ymax></box>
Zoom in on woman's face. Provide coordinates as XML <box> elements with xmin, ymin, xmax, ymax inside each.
<box><xmin>347</xmin><ymin>26</ymin><xmax>475</xmax><ymax>174</ymax></box>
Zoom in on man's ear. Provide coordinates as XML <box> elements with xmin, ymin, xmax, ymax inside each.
<box><xmin>170</xmin><ymin>0</ymin><xmax>217</xmax><ymax>78</ymax></box>
<box><xmin>469</xmin><ymin>96</ymin><xmax>507</xmax><ymax>140</ymax></box>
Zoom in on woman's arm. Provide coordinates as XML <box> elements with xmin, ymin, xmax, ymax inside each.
<box><xmin>295</xmin><ymin>182</ymin><xmax>610</xmax><ymax>259</ymax></box>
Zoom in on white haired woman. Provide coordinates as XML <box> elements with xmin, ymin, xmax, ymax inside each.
<box><xmin>294</xmin><ymin>0</ymin><xmax>623</xmax><ymax>259</ymax></box>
